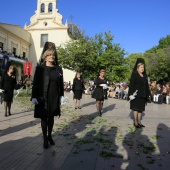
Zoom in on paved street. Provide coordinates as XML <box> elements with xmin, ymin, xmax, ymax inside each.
<box><xmin>0</xmin><ymin>93</ymin><xmax>170</xmax><ymax>170</ymax></box>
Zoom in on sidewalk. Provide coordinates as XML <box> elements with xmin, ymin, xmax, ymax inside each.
<box><xmin>0</xmin><ymin>93</ymin><xmax>170</xmax><ymax>170</ymax></box>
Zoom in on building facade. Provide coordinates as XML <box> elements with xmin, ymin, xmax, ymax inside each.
<box><xmin>0</xmin><ymin>0</ymin><xmax>76</xmax><ymax>83</ymax></box>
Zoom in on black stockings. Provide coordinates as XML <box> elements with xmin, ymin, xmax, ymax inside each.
<box><xmin>4</xmin><ymin>101</ymin><xmax>12</xmax><ymax>116</ymax></box>
<box><xmin>41</xmin><ymin>116</ymin><xmax>54</xmax><ymax>139</ymax></box>
<box><xmin>96</xmin><ymin>101</ymin><xmax>103</xmax><ymax>113</ymax></box>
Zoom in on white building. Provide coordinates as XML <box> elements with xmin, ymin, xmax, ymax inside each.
<box><xmin>0</xmin><ymin>0</ymin><xmax>76</xmax><ymax>83</ymax></box>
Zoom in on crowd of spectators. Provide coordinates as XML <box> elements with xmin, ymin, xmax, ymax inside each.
<box><xmin>0</xmin><ymin>50</ymin><xmax>28</xmax><ymax>61</ymax></box>
<box><xmin>15</xmin><ymin>77</ymin><xmax>33</xmax><ymax>95</ymax></box>
<box><xmin>150</xmin><ymin>81</ymin><xmax>170</xmax><ymax>104</ymax></box>
<box><xmin>64</xmin><ymin>79</ymin><xmax>170</xmax><ymax>105</ymax></box>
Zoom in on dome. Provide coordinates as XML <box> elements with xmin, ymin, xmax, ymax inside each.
<box><xmin>68</xmin><ymin>23</ymin><xmax>81</xmax><ymax>40</ymax></box>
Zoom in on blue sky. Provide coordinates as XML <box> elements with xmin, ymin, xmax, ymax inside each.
<box><xmin>0</xmin><ymin>0</ymin><xmax>169</xmax><ymax>55</ymax></box>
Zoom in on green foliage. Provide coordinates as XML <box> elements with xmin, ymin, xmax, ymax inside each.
<box><xmin>146</xmin><ymin>35</ymin><xmax>170</xmax><ymax>53</ymax></box>
<box><xmin>124</xmin><ymin>53</ymin><xmax>144</xmax><ymax>80</ymax></box>
<box><xmin>125</xmin><ymin>34</ymin><xmax>170</xmax><ymax>82</ymax></box>
<box><xmin>144</xmin><ymin>50</ymin><xmax>169</xmax><ymax>81</ymax></box>
<box><xmin>58</xmin><ymin>29</ymin><xmax>170</xmax><ymax>83</ymax></box>
<box><xmin>57</xmin><ymin>31</ymin><xmax>126</xmax><ymax>82</ymax></box>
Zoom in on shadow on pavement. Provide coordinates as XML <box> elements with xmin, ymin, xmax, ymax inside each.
<box><xmin>122</xmin><ymin>128</ymin><xmax>155</xmax><ymax>169</ymax></box>
<box><xmin>102</xmin><ymin>104</ymin><xmax>116</xmax><ymax>114</ymax></box>
<box><xmin>81</xmin><ymin>101</ymin><xmax>96</xmax><ymax>108</ymax></box>
<box><xmin>0</xmin><ymin>119</ymin><xmax>39</xmax><ymax>137</ymax></box>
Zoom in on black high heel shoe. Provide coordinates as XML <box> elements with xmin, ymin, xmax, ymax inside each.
<box><xmin>133</xmin><ymin>123</ymin><xmax>141</xmax><ymax>128</ymax></box>
<box><xmin>48</xmin><ymin>137</ymin><xmax>55</xmax><ymax>145</ymax></box>
<box><xmin>43</xmin><ymin>138</ymin><xmax>49</xmax><ymax>149</ymax></box>
<box><xmin>139</xmin><ymin>124</ymin><xmax>145</xmax><ymax>127</ymax></box>
<box><xmin>98</xmin><ymin>111</ymin><xmax>102</xmax><ymax>117</ymax></box>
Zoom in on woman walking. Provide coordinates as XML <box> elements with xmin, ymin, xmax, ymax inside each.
<box><xmin>72</xmin><ymin>72</ymin><xmax>84</xmax><ymax>109</ymax></box>
<box><xmin>92</xmin><ymin>69</ymin><xmax>107</xmax><ymax>117</ymax></box>
<box><xmin>128</xmin><ymin>58</ymin><xmax>150</xmax><ymax>128</ymax></box>
<box><xmin>0</xmin><ymin>65</ymin><xmax>17</xmax><ymax>116</ymax></box>
<box><xmin>31</xmin><ymin>42</ymin><xmax>64</xmax><ymax>149</ymax></box>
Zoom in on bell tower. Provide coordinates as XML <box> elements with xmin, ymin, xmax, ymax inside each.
<box><xmin>24</xmin><ymin>0</ymin><xmax>75</xmax><ymax>84</ymax></box>
<box><xmin>37</xmin><ymin>0</ymin><xmax>57</xmax><ymax>17</ymax></box>
<box><xmin>25</xmin><ymin>0</ymin><xmax>65</xmax><ymax>28</ymax></box>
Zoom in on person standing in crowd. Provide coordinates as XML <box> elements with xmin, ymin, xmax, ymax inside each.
<box><xmin>24</xmin><ymin>76</ymin><xmax>32</xmax><ymax>95</ymax></box>
<box><xmin>103</xmin><ymin>80</ymin><xmax>109</xmax><ymax>100</ymax></box>
<box><xmin>2</xmin><ymin>51</ymin><xmax>10</xmax><ymax>71</ymax></box>
<box><xmin>31</xmin><ymin>42</ymin><xmax>64</xmax><ymax>149</ymax></box>
<box><xmin>153</xmin><ymin>84</ymin><xmax>163</xmax><ymax>103</ymax></box>
<box><xmin>92</xmin><ymin>69</ymin><xmax>107</xmax><ymax>117</ymax></box>
<box><xmin>0</xmin><ymin>65</ymin><xmax>17</xmax><ymax>116</ymax></box>
<box><xmin>72</xmin><ymin>72</ymin><xmax>84</xmax><ymax>109</ymax></box>
<box><xmin>128</xmin><ymin>58</ymin><xmax>150</xmax><ymax>128</ymax></box>
<box><xmin>150</xmin><ymin>81</ymin><xmax>157</xmax><ymax>101</ymax></box>
<box><xmin>166</xmin><ymin>83</ymin><xmax>170</xmax><ymax>104</ymax></box>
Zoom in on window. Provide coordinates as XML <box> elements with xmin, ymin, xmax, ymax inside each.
<box><xmin>23</xmin><ymin>52</ymin><xmax>26</xmax><ymax>58</ymax></box>
<box><xmin>13</xmin><ymin>47</ymin><xmax>16</xmax><ymax>55</ymax></box>
<box><xmin>41</xmin><ymin>34</ymin><xmax>48</xmax><ymax>47</ymax></box>
<box><xmin>0</xmin><ymin>42</ymin><xmax>3</xmax><ymax>51</ymax></box>
<box><xmin>44</xmin><ymin>22</ymin><xmax>48</xmax><ymax>26</ymax></box>
<box><xmin>41</xmin><ymin>3</ymin><xmax>45</xmax><ymax>13</ymax></box>
<box><xmin>48</xmin><ymin>3</ymin><xmax>53</xmax><ymax>12</ymax></box>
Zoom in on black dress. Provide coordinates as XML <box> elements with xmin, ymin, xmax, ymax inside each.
<box><xmin>128</xmin><ymin>72</ymin><xmax>150</xmax><ymax>112</ymax></box>
<box><xmin>92</xmin><ymin>77</ymin><xmax>107</xmax><ymax>101</ymax></box>
<box><xmin>32</xmin><ymin>64</ymin><xmax>64</xmax><ymax>118</ymax></box>
<box><xmin>72</xmin><ymin>78</ymin><xmax>84</xmax><ymax>100</ymax></box>
<box><xmin>46</xmin><ymin>66</ymin><xmax>61</xmax><ymax>116</ymax></box>
<box><xmin>0</xmin><ymin>72</ymin><xmax>16</xmax><ymax>102</ymax></box>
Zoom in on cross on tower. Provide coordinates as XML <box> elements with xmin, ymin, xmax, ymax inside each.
<box><xmin>69</xmin><ymin>15</ymin><xmax>74</xmax><ymax>23</ymax></box>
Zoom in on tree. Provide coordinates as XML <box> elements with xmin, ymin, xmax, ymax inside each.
<box><xmin>124</xmin><ymin>53</ymin><xmax>144</xmax><ymax>81</ymax></box>
<box><xmin>144</xmin><ymin>49</ymin><xmax>170</xmax><ymax>82</ymax></box>
<box><xmin>57</xmin><ymin>31</ymin><xmax>126</xmax><ymax>82</ymax></box>
<box><xmin>146</xmin><ymin>35</ymin><xmax>170</xmax><ymax>53</ymax></box>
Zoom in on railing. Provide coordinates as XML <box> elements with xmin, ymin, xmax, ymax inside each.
<box><xmin>0</xmin><ymin>53</ymin><xmax>26</xmax><ymax>63</ymax></box>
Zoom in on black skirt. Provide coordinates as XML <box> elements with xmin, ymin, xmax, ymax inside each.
<box><xmin>92</xmin><ymin>87</ymin><xmax>104</xmax><ymax>101</ymax></box>
<box><xmin>74</xmin><ymin>90</ymin><xmax>83</xmax><ymax>100</ymax></box>
<box><xmin>130</xmin><ymin>97</ymin><xmax>146</xmax><ymax>112</ymax></box>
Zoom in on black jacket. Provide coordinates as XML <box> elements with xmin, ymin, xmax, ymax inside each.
<box><xmin>128</xmin><ymin>72</ymin><xmax>150</xmax><ymax>98</ymax></box>
<box><xmin>0</xmin><ymin>72</ymin><xmax>16</xmax><ymax>101</ymax></box>
<box><xmin>31</xmin><ymin>64</ymin><xmax>64</xmax><ymax>118</ymax></box>
<box><xmin>72</xmin><ymin>78</ymin><xmax>84</xmax><ymax>91</ymax></box>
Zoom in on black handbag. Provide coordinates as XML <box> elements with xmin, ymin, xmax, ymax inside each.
<box><xmin>37</xmin><ymin>97</ymin><xmax>45</xmax><ymax>105</ymax></box>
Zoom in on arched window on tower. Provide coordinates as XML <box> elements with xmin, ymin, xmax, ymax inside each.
<box><xmin>48</xmin><ymin>3</ymin><xmax>53</xmax><ymax>12</ymax></box>
<box><xmin>41</xmin><ymin>3</ymin><xmax>45</xmax><ymax>13</ymax></box>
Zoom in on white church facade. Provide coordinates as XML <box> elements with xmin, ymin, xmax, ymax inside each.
<box><xmin>0</xmin><ymin>0</ymin><xmax>76</xmax><ymax>83</ymax></box>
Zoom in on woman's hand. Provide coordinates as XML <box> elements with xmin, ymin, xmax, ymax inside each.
<box><xmin>60</xmin><ymin>96</ymin><xmax>65</xmax><ymax>105</ymax></box>
<box><xmin>0</xmin><ymin>89</ymin><xmax>4</xmax><ymax>93</ymax></box>
<box><xmin>32</xmin><ymin>98</ymin><xmax>38</xmax><ymax>105</ymax></box>
<box><xmin>129</xmin><ymin>95</ymin><xmax>135</xmax><ymax>100</ymax></box>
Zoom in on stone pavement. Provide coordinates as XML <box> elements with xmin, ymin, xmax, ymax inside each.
<box><xmin>0</xmin><ymin>93</ymin><xmax>170</xmax><ymax>170</ymax></box>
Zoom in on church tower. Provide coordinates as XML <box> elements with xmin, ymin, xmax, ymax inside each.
<box><xmin>24</xmin><ymin>0</ymin><xmax>70</xmax><ymax>66</ymax></box>
<box><xmin>37</xmin><ymin>0</ymin><xmax>57</xmax><ymax>17</ymax></box>
<box><xmin>24</xmin><ymin>0</ymin><xmax>75</xmax><ymax>83</ymax></box>
<box><xmin>25</xmin><ymin>0</ymin><xmax>67</xmax><ymax>30</ymax></box>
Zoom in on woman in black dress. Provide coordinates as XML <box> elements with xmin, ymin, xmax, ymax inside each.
<box><xmin>72</xmin><ymin>72</ymin><xmax>84</xmax><ymax>109</ymax></box>
<box><xmin>92</xmin><ymin>69</ymin><xmax>107</xmax><ymax>116</ymax></box>
<box><xmin>32</xmin><ymin>42</ymin><xmax>64</xmax><ymax>149</ymax></box>
<box><xmin>128</xmin><ymin>58</ymin><xmax>150</xmax><ymax>128</ymax></box>
<box><xmin>0</xmin><ymin>65</ymin><xmax>17</xmax><ymax>116</ymax></box>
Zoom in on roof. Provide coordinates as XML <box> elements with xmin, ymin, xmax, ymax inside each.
<box><xmin>0</xmin><ymin>22</ymin><xmax>31</xmax><ymax>42</ymax></box>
